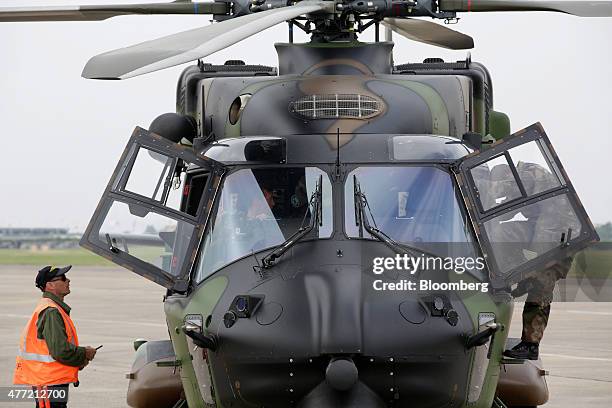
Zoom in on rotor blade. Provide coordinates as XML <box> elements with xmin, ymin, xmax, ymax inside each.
<box><xmin>382</xmin><ymin>18</ymin><xmax>474</xmax><ymax>50</ymax></box>
<box><xmin>439</xmin><ymin>0</ymin><xmax>612</xmax><ymax>17</ymax></box>
<box><xmin>0</xmin><ymin>2</ymin><xmax>229</xmax><ymax>22</ymax></box>
<box><xmin>82</xmin><ymin>2</ymin><xmax>325</xmax><ymax>80</ymax></box>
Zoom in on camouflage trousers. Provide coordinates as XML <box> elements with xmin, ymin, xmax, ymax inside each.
<box><xmin>521</xmin><ymin>258</ymin><xmax>572</xmax><ymax>344</ymax></box>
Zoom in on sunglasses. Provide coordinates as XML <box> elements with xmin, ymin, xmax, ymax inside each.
<box><xmin>49</xmin><ymin>275</ymin><xmax>67</xmax><ymax>283</ymax></box>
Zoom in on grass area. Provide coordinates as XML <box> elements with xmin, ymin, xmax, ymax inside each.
<box><xmin>0</xmin><ymin>248</ymin><xmax>113</xmax><ymax>266</ymax></box>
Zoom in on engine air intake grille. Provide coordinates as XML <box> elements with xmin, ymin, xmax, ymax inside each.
<box><xmin>289</xmin><ymin>94</ymin><xmax>380</xmax><ymax>120</ymax></box>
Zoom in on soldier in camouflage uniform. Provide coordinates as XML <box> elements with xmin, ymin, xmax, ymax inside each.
<box><xmin>504</xmin><ymin>257</ymin><xmax>573</xmax><ymax>360</ymax></box>
<box><xmin>477</xmin><ymin>157</ymin><xmax>578</xmax><ymax>360</ymax></box>
<box><xmin>502</xmin><ymin>159</ymin><xmax>578</xmax><ymax>360</ymax></box>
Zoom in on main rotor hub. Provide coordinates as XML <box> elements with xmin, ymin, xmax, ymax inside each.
<box><xmin>247</xmin><ymin>0</ymin><xmax>457</xmax><ymax>40</ymax></box>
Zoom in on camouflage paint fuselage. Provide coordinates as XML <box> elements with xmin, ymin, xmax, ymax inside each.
<box><xmin>164</xmin><ymin>41</ymin><xmax>513</xmax><ymax>408</ymax></box>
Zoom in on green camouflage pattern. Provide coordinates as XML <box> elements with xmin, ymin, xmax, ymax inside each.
<box><xmin>521</xmin><ymin>257</ymin><xmax>572</xmax><ymax>343</ymax></box>
<box><xmin>164</xmin><ymin>276</ymin><xmax>229</xmax><ymax>408</ymax></box>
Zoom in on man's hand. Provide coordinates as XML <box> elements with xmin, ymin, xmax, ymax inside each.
<box><xmin>84</xmin><ymin>346</ymin><xmax>97</xmax><ymax>361</ymax></box>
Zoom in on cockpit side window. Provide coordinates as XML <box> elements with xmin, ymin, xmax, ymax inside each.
<box><xmin>184</xmin><ymin>171</ymin><xmax>210</xmax><ymax>217</ymax></box>
<box><xmin>82</xmin><ymin>127</ymin><xmax>216</xmax><ymax>291</ymax></box>
<box><xmin>468</xmin><ymin>139</ymin><xmax>563</xmax><ymax>214</ymax></box>
<box><xmin>455</xmin><ymin>123</ymin><xmax>599</xmax><ymax>288</ymax></box>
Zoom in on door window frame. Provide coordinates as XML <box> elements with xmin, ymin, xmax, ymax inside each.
<box><xmin>80</xmin><ymin>127</ymin><xmax>223</xmax><ymax>292</ymax></box>
<box><xmin>454</xmin><ymin>123</ymin><xmax>599</xmax><ymax>288</ymax></box>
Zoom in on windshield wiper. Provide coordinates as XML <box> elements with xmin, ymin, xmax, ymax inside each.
<box><xmin>262</xmin><ymin>175</ymin><xmax>322</xmax><ymax>268</ymax></box>
<box><xmin>353</xmin><ymin>175</ymin><xmax>424</xmax><ymax>259</ymax></box>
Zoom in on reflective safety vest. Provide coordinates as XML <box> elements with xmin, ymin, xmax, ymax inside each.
<box><xmin>13</xmin><ymin>297</ymin><xmax>80</xmax><ymax>386</ymax></box>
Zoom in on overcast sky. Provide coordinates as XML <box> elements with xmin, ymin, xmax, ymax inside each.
<box><xmin>1</xmin><ymin>0</ymin><xmax>611</xmax><ymax>231</ymax></box>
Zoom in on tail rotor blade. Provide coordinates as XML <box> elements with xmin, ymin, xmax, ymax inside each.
<box><xmin>0</xmin><ymin>2</ymin><xmax>228</xmax><ymax>22</ymax></box>
<box><xmin>439</xmin><ymin>0</ymin><xmax>612</xmax><ymax>17</ymax></box>
<box><xmin>82</xmin><ymin>2</ymin><xmax>325</xmax><ymax>80</ymax></box>
<box><xmin>382</xmin><ymin>18</ymin><xmax>474</xmax><ymax>50</ymax></box>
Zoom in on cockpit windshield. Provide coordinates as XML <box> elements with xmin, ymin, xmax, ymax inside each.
<box><xmin>195</xmin><ymin>167</ymin><xmax>332</xmax><ymax>282</ymax></box>
<box><xmin>345</xmin><ymin>166</ymin><xmax>476</xmax><ymax>258</ymax></box>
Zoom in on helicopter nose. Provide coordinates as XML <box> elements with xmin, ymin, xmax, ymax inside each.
<box><xmin>325</xmin><ymin>357</ymin><xmax>358</xmax><ymax>391</ymax></box>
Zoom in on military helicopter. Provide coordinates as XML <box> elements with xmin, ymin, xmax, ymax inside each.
<box><xmin>1</xmin><ymin>1</ymin><xmax>609</xmax><ymax>407</ymax></box>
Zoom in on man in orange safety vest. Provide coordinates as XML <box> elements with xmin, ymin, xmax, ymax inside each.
<box><xmin>14</xmin><ymin>265</ymin><xmax>98</xmax><ymax>408</ymax></box>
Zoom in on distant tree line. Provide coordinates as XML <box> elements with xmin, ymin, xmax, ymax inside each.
<box><xmin>596</xmin><ymin>222</ymin><xmax>612</xmax><ymax>241</ymax></box>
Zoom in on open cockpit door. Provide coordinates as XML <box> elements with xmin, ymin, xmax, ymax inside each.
<box><xmin>81</xmin><ymin>127</ymin><xmax>222</xmax><ymax>292</ymax></box>
<box><xmin>454</xmin><ymin>123</ymin><xmax>598</xmax><ymax>289</ymax></box>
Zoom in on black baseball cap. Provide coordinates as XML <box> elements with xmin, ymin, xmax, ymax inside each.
<box><xmin>35</xmin><ymin>265</ymin><xmax>72</xmax><ymax>291</ymax></box>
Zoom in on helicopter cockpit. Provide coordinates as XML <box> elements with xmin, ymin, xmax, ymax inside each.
<box><xmin>82</xmin><ymin>124</ymin><xmax>596</xmax><ymax>294</ymax></box>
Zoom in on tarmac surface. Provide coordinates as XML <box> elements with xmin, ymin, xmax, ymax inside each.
<box><xmin>0</xmin><ymin>265</ymin><xmax>610</xmax><ymax>407</ymax></box>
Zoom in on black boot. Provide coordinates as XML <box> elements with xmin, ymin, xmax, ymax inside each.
<box><xmin>503</xmin><ymin>341</ymin><xmax>539</xmax><ymax>360</ymax></box>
